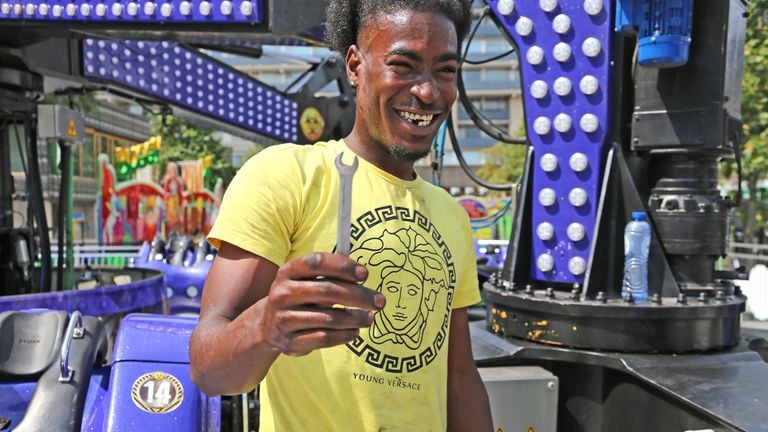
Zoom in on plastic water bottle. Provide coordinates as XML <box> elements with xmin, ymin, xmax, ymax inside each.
<box><xmin>622</xmin><ymin>211</ymin><xmax>651</xmax><ymax>302</ymax></box>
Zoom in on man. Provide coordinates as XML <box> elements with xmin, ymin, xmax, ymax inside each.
<box><xmin>190</xmin><ymin>1</ymin><xmax>493</xmax><ymax>430</ymax></box>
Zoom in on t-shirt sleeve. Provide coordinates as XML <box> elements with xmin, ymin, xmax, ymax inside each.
<box><xmin>451</xmin><ymin>210</ymin><xmax>482</xmax><ymax>309</ymax></box>
<box><xmin>207</xmin><ymin>146</ymin><xmax>301</xmax><ymax>266</ymax></box>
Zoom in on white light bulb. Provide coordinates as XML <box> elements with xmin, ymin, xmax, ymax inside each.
<box><xmin>144</xmin><ymin>2</ymin><xmax>156</xmax><ymax>15</ymax></box>
<box><xmin>186</xmin><ymin>285</ymin><xmax>200</xmax><ymax>298</ymax></box>
<box><xmin>52</xmin><ymin>4</ymin><xmax>62</xmax><ymax>17</ymax></box>
<box><xmin>579</xmin><ymin>75</ymin><xmax>599</xmax><ymax>95</ymax></box>
<box><xmin>25</xmin><ymin>3</ymin><xmax>35</xmax><ymax>14</ymax></box>
<box><xmin>515</xmin><ymin>17</ymin><xmax>533</xmax><ymax>37</ymax></box>
<box><xmin>553</xmin><ymin>42</ymin><xmax>572</xmax><ymax>63</ymax></box>
<box><xmin>554</xmin><ymin>113</ymin><xmax>572</xmax><ymax>133</ymax></box>
<box><xmin>552</xmin><ymin>14</ymin><xmax>571</xmax><ymax>34</ymax></box>
<box><xmin>127</xmin><ymin>2</ymin><xmax>138</xmax><ymax>16</ymax></box>
<box><xmin>526</xmin><ymin>46</ymin><xmax>544</xmax><ymax>65</ymax></box>
<box><xmin>80</xmin><ymin>3</ymin><xmax>91</xmax><ymax>15</ymax></box>
<box><xmin>569</xmin><ymin>188</ymin><xmax>588</xmax><ymax>207</ymax></box>
<box><xmin>12</xmin><ymin>2</ymin><xmax>20</xmax><ymax>15</ymax></box>
<box><xmin>0</xmin><ymin>3</ymin><xmax>9</xmax><ymax>15</ymax></box>
<box><xmin>583</xmin><ymin>0</ymin><xmax>603</xmax><ymax>15</ymax></box>
<box><xmin>569</xmin><ymin>153</ymin><xmax>588</xmax><ymax>172</ymax></box>
<box><xmin>537</xmin><ymin>254</ymin><xmax>555</xmax><ymax>272</ymax></box>
<box><xmin>497</xmin><ymin>0</ymin><xmax>515</xmax><ymax>15</ymax></box>
<box><xmin>567</xmin><ymin>223</ymin><xmax>586</xmax><ymax>241</ymax></box>
<box><xmin>553</xmin><ymin>77</ymin><xmax>572</xmax><ymax>96</ymax></box>
<box><xmin>582</xmin><ymin>37</ymin><xmax>602</xmax><ymax>57</ymax></box>
<box><xmin>39</xmin><ymin>3</ymin><xmax>49</xmax><ymax>15</ymax></box>
<box><xmin>160</xmin><ymin>2</ymin><xmax>172</xmax><ymax>16</ymax></box>
<box><xmin>95</xmin><ymin>3</ymin><xmax>106</xmax><ymax>16</ymax></box>
<box><xmin>580</xmin><ymin>113</ymin><xmax>599</xmax><ymax>133</ymax></box>
<box><xmin>199</xmin><ymin>1</ymin><xmax>211</xmax><ymax>15</ymax></box>
<box><xmin>540</xmin><ymin>0</ymin><xmax>558</xmax><ymax>13</ymax></box>
<box><xmin>179</xmin><ymin>1</ymin><xmax>191</xmax><ymax>15</ymax></box>
<box><xmin>533</xmin><ymin>116</ymin><xmax>551</xmax><ymax>135</ymax></box>
<box><xmin>540</xmin><ymin>153</ymin><xmax>558</xmax><ymax>172</ymax></box>
<box><xmin>568</xmin><ymin>256</ymin><xmax>586</xmax><ymax>275</ymax></box>
<box><xmin>111</xmin><ymin>3</ymin><xmax>122</xmax><ymax>15</ymax></box>
<box><xmin>221</xmin><ymin>0</ymin><xmax>232</xmax><ymax>15</ymax></box>
<box><xmin>66</xmin><ymin>3</ymin><xmax>76</xmax><ymax>16</ymax></box>
<box><xmin>537</xmin><ymin>222</ymin><xmax>555</xmax><ymax>241</ymax></box>
<box><xmin>240</xmin><ymin>0</ymin><xmax>253</xmax><ymax>16</ymax></box>
<box><xmin>539</xmin><ymin>188</ymin><xmax>556</xmax><ymax>206</ymax></box>
<box><xmin>530</xmin><ymin>80</ymin><xmax>548</xmax><ymax>99</ymax></box>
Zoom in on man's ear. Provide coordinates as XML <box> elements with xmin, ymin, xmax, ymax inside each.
<box><xmin>346</xmin><ymin>44</ymin><xmax>361</xmax><ymax>87</ymax></box>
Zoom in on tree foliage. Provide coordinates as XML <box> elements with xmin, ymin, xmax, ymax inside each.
<box><xmin>149</xmin><ymin>114</ymin><xmax>236</xmax><ymax>188</ymax></box>
<box><xmin>476</xmin><ymin>123</ymin><xmax>528</xmax><ymax>187</ymax></box>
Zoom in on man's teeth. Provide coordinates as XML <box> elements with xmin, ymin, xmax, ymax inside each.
<box><xmin>397</xmin><ymin>110</ymin><xmax>434</xmax><ymax>127</ymax></box>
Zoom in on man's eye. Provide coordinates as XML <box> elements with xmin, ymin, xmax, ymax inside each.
<box><xmin>439</xmin><ymin>66</ymin><xmax>457</xmax><ymax>74</ymax></box>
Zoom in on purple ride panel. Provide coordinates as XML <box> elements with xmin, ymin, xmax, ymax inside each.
<box><xmin>485</xmin><ymin>0</ymin><xmax>612</xmax><ymax>284</ymax></box>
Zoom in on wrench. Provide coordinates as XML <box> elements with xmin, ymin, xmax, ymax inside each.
<box><xmin>334</xmin><ymin>152</ymin><xmax>358</xmax><ymax>256</ymax></box>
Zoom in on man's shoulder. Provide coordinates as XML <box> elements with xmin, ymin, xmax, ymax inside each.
<box><xmin>240</xmin><ymin>140</ymin><xmax>341</xmax><ymax>175</ymax></box>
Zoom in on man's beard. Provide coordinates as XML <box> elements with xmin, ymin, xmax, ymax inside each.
<box><xmin>386</xmin><ymin>143</ymin><xmax>430</xmax><ymax>162</ymax></box>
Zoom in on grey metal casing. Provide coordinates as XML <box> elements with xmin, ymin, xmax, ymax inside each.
<box><xmin>479</xmin><ymin>366</ymin><xmax>558</xmax><ymax>432</ymax></box>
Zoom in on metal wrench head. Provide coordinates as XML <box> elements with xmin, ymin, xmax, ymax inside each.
<box><xmin>334</xmin><ymin>152</ymin><xmax>359</xmax><ymax>175</ymax></box>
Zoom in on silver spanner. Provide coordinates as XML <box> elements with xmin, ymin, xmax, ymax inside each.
<box><xmin>334</xmin><ymin>152</ymin><xmax>358</xmax><ymax>256</ymax></box>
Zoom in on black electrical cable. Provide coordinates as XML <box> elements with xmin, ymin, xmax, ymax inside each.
<box><xmin>26</xmin><ymin>118</ymin><xmax>51</xmax><ymax>293</ymax></box>
<box><xmin>446</xmin><ymin>114</ymin><xmax>513</xmax><ymax>191</ymax></box>
<box><xmin>11</xmin><ymin>121</ymin><xmax>28</xmax><ymax>182</ymax></box>
<box><xmin>56</xmin><ymin>141</ymin><xmax>70</xmax><ymax>292</ymax></box>
<box><xmin>463</xmin><ymin>49</ymin><xmax>516</xmax><ymax>65</ymax></box>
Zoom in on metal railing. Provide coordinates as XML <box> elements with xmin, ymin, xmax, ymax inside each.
<box><xmin>49</xmin><ymin>244</ymin><xmax>142</xmax><ymax>268</ymax></box>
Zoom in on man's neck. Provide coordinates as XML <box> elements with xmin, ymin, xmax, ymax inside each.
<box><xmin>343</xmin><ymin>135</ymin><xmax>418</xmax><ymax>181</ymax></box>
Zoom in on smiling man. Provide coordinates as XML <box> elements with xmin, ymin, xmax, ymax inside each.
<box><xmin>190</xmin><ymin>1</ymin><xmax>493</xmax><ymax>430</ymax></box>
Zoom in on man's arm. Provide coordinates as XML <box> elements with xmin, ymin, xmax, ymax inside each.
<box><xmin>447</xmin><ymin>307</ymin><xmax>494</xmax><ymax>432</ymax></box>
<box><xmin>189</xmin><ymin>242</ymin><xmax>384</xmax><ymax>396</ymax></box>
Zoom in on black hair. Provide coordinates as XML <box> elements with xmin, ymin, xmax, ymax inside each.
<box><xmin>325</xmin><ymin>0</ymin><xmax>472</xmax><ymax>54</ymax></box>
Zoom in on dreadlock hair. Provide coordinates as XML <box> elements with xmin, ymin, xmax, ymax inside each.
<box><xmin>325</xmin><ymin>0</ymin><xmax>472</xmax><ymax>54</ymax></box>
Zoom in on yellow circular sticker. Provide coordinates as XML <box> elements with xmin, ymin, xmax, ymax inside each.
<box><xmin>131</xmin><ymin>371</ymin><xmax>184</xmax><ymax>414</ymax></box>
<box><xmin>300</xmin><ymin>107</ymin><xmax>325</xmax><ymax>142</ymax></box>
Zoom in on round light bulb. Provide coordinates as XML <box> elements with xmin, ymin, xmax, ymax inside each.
<box><xmin>160</xmin><ymin>2</ymin><xmax>172</xmax><ymax>16</ymax></box>
<box><xmin>580</xmin><ymin>113</ymin><xmax>599</xmax><ymax>133</ymax></box>
<box><xmin>144</xmin><ymin>2</ymin><xmax>156</xmax><ymax>15</ymax></box>
<box><xmin>569</xmin><ymin>153</ymin><xmax>588</xmax><ymax>172</ymax></box>
<box><xmin>166</xmin><ymin>287</ymin><xmax>174</xmax><ymax>299</ymax></box>
<box><xmin>185</xmin><ymin>285</ymin><xmax>200</xmax><ymax>298</ymax></box>
<box><xmin>583</xmin><ymin>0</ymin><xmax>603</xmax><ymax>15</ymax></box>
<box><xmin>25</xmin><ymin>3</ymin><xmax>35</xmax><ymax>14</ymax></box>
<box><xmin>537</xmin><ymin>222</ymin><xmax>555</xmax><ymax>241</ymax></box>
<box><xmin>552</xmin><ymin>14</ymin><xmax>571</xmax><ymax>34</ymax></box>
<box><xmin>540</xmin><ymin>0</ymin><xmax>558</xmax><ymax>13</ymax></box>
<box><xmin>0</xmin><ymin>3</ymin><xmax>9</xmax><ymax>15</ymax></box>
<box><xmin>539</xmin><ymin>188</ymin><xmax>557</xmax><ymax>206</ymax></box>
<box><xmin>553</xmin><ymin>42</ymin><xmax>572</xmax><ymax>63</ymax></box>
<box><xmin>553</xmin><ymin>77</ymin><xmax>572</xmax><ymax>96</ymax></box>
<box><xmin>12</xmin><ymin>2</ymin><xmax>21</xmax><ymax>15</ymax></box>
<box><xmin>498</xmin><ymin>0</ymin><xmax>515</xmax><ymax>15</ymax></box>
<box><xmin>568</xmin><ymin>256</ymin><xmax>586</xmax><ymax>275</ymax></box>
<box><xmin>111</xmin><ymin>3</ymin><xmax>122</xmax><ymax>15</ymax></box>
<box><xmin>66</xmin><ymin>3</ymin><xmax>76</xmax><ymax>16</ymax></box>
<box><xmin>199</xmin><ymin>1</ymin><xmax>211</xmax><ymax>15</ymax></box>
<box><xmin>533</xmin><ymin>116</ymin><xmax>551</xmax><ymax>135</ymax></box>
<box><xmin>582</xmin><ymin>37</ymin><xmax>602</xmax><ymax>57</ymax></box>
<box><xmin>95</xmin><ymin>3</ymin><xmax>106</xmax><ymax>16</ymax></box>
<box><xmin>240</xmin><ymin>0</ymin><xmax>253</xmax><ymax>16</ymax></box>
<box><xmin>220</xmin><ymin>0</ymin><xmax>232</xmax><ymax>15</ymax></box>
<box><xmin>567</xmin><ymin>223</ymin><xmax>586</xmax><ymax>241</ymax></box>
<box><xmin>530</xmin><ymin>80</ymin><xmax>548</xmax><ymax>99</ymax></box>
<box><xmin>39</xmin><ymin>3</ymin><xmax>49</xmax><ymax>15</ymax></box>
<box><xmin>537</xmin><ymin>254</ymin><xmax>555</xmax><ymax>272</ymax></box>
<box><xmin>80</xmin><ymin>3</ymin><xmax>91</xmax><ymax>15</ymax></box>
<box><xmin>126</xmin><ymin>2</ymin><xmax>138</xmax><ymax>16</ymax></box>
<box><xmin>179</xmin><ymin>1</ymin><xmax>191</xmax><ymax>15</ymax></box>
<box><xmin>540</xmin><ymin>153</ymin><xmax>558</xmax><ymax>172</ymax></box>
<box><xmin>579</xmin><ymin>75</ymin><xmax>599</xmax><ymax>95</ymax></box>
<box><xmin>515</xmin><ymin>16</ymin><xmax>534</xmax><ymax>37</ymax></box>
<box><xmin>554</xmin><ymin>113</ymin><xmax>572</xmax><ymax>133</ymax></box>
<box><xmin>52</xmin><ymin>4</ymin><xmax>62</xmax><ymax>16</ymax></box>
<box><xmin>569</xmin><ymin>188</ymin><xmax>588</xmax><ymax>207</ymax></box>
<box><xmin>526</xmin><ymin>46</ymin><xmax>544</xmax><ymax>65</ymax></box>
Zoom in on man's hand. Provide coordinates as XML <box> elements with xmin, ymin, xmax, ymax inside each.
<box><xmin>259</xmin><ymin>252</ymin><xmax>386</xmax><ymax>356</ymax></box>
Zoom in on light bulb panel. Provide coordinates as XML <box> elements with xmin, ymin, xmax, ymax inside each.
<box><xmin>487</xmin><ymin>0</ymin><xmax>612</xmax><ymax>283</ymax></box>
<box><xmin>82</xmin><ymin>38</ymin><xmax>298</xmax><ymax>142</ymax></box>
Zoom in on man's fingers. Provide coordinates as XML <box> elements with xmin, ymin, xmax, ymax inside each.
<box><xmin>274</xmin><ymin>279</ymin><xmax>385</xmax><ymax>311</ymax></box>
<box><xmin>279</xmin><ymin>252</ymin><xmax>368</xmax><ymax>283</ymax></box>
<box><xmin>274</xmin><ymin>307</ymin><xmax>375</xmax><ymax>334</ymax></box>
<box><xmin>277</xmin><ymin>328</ymin><xmax>361</xmax><ymax>356</ymax></box>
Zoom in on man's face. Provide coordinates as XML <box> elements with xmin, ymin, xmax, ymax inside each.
<box><xmin>348</xmin><ymin>9</ymin><xmax>459</xmax><ymax>162</ymax></box>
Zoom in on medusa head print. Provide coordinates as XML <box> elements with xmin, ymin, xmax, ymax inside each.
<box><xmin>347</xmin><ymin>206</ymin><xmax>456</xmax><ymax>373</ymax></box>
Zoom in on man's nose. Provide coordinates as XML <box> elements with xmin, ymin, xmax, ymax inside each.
<box><xmin>410</xmin><ymin>77</ymin><xmax>439</xmax><ymax>104</ymax></box>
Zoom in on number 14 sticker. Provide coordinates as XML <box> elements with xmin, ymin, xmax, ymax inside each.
<box><xmin>131</xmin><ymin>371</ymin><xmax>184</xmax><ymax>414</ymax></box>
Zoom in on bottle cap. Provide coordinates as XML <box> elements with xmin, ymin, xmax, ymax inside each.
<box><xmin>631</xmin><ymin>211</ymin><xmax>647</xmax><ymax>221</ymax></box>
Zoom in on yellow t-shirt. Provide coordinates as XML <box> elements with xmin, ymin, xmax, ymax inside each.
<box><xmin>208</xmin><ymin>139</ymin><xmax>481</xmax><ymax>431</ymax></box>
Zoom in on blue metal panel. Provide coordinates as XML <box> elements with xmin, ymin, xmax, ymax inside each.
<box><xmin>111</xmin><ymin>313</ymin><xmax>195</xmax><ymax>363</ymax></box>
<box><xmin>486</xmin><ymin>0</ymin><xmax>613</xmax><ymax>285</ymax></box>
<box><xmin>0</xmin><ymin>0</ymin><xmax>264</xmax><ymax>24</ymax></box>
<box><xmin>82</xmin><ymin>38</ymin><xmax>299</xmax><ymax>142</ymax></box>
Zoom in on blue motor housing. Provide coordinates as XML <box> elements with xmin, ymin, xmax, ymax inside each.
<box><xmin>616</xmin><ymin>0</ymin><xmax>693</xmax><ymax>68</ymax></box>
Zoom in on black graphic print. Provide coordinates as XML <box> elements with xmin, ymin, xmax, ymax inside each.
<box><xmin>345</xmin><ymin>205</ymin><xmax>456</xmax><ymax>373</ymax></box>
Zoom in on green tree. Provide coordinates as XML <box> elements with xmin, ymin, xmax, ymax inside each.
<box><xmin>240</xmin><ymin>143</ymin><xmax>266</xmax><ymax>166</ymax></box>
<box><xmin>476</xmin><ymin>123</ymin><xmax>528</xmax><ymax>186</ymax></box>
<box><xmin>728</xmin><ymin>0</ymin><xmax>768</xmax><ymax>242</ymax></box>
<box><xmin>149</xmin><ymin>114</ymin><xmax>236</xmax><ymax>188</ymax></box>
